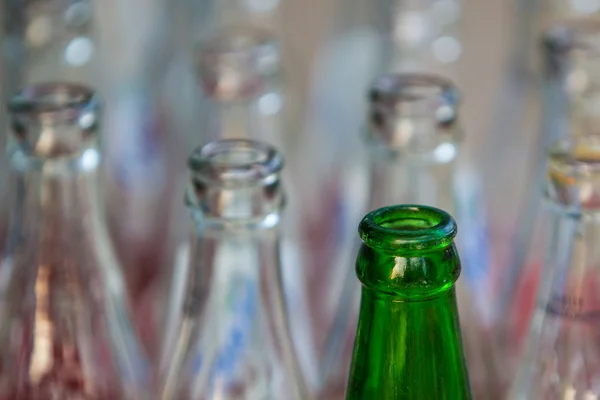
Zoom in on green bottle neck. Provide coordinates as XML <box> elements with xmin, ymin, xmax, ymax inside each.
<box><xmin>346</xmin><ymin>238</ymin><xmax>471</xmax><ymax>400</ymax></box>
<box><xmin>346</xmin><ymin>285</ymin><xmax>471</xmax><ymax>400</ymax></box>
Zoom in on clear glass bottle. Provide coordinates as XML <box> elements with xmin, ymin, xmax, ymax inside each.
<box><xmin>318</xmin><ymin>73</ymin><xmax>497</xmax><ymax>399</ymax></box>
<box><xmin>509</xmin><ymin>134</ymin><xmax>600</xmax><ymax>399</ymax></box>
<box><xmin>501</xmin><ymin>19</ymin><xmax>600</xmax><ymax>362</ymax></box>
<box><xmin>1</xmin><ymin>0</ymin><xmax>102</xmax><ymax>250</ymax></box>
<box><xmin>158</xmin><ymin>138</ymin><xmax>310</xmax><ymax>400</ymax></box>
<box><xmin>0</xmin><ymin>82</ymin><xmax>149</xmax><ymax>399</ymax></box>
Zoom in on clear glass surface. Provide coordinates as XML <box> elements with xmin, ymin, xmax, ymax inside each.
<box><xmin>0</xmin><ymin>83</ymin><xmax>149</xmax><ymax>399</ymax></box>
<box><xmin>501</xmin><ymin>21</ymin><xmax>600</xmax><ymax>390</ymax></box>
<box><xmin>159</xmin><ymin>139</ymin><xmax>309</xmax><ymax>400</ymax></box>
<box><xmin>509</xmin><ymin>135</ymin><xmax>600</xmax><ymax>399</ymax></box>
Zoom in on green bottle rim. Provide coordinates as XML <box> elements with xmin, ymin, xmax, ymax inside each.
<box><xmin>359</xmin><ymin>204</ymin><xmax>457</xmax><ymax>253</ymax></box>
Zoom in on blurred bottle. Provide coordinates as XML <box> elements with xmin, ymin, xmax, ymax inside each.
<box><xmin>509</xmin><ymin>135</ymin><xmax>600</xmax><ymax>399</ymax></box>
<box><xmin>159</xmin><ymin>139</ymin><xmax>310</xmax><ymax>400</ymax></box>
<box><xmin>345</xmin><ymin>205</ymin><xmax>472</xmax><ymax>399</ymax></box>
<box><xmin>318</xmin><ymin>73</ymin><xmax>496</xmax><ymax>399</ymax></box>
<box><xmin>501</xmin><ymin>21</ymin><xmax>600</xmax><ymax>377</ymax></box>
<box><xmin>1</xmin><ymin>0</ymin><xmax>101</xmax><ymax>249</ymax></box>
<box><xmin>0</xmin><ymin>82</ymin><xmax>148</xmax><ymax>399</ymax></box>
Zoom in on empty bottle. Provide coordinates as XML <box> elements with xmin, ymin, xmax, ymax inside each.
<box><xmin>509</xmin><ymin>135</ymin><xmax>600</xmax><ymax>398</ymax></box>
<box><xmin>502</xmin><ymin>20</ymin><xmax>600</xmax><ymax>368</ymax></box>
<box><xmin>158</xmin><ymin>139</ymin><xmax>309</xmax><ymax>400</ymax></box>
<box><xmin>0</xmin><ymin>82</ymin><xmax>149</xmax><ymax>399</ymax></box>
<box><xmin>345</xmin><ymin>204</ymin><xmax>472</xmax><ymax>399</ymax></box>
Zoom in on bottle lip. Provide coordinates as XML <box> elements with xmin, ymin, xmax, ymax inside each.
<box><xmin>8</xmin><ymin>82</ymin><xmax>99</xmax><ymax>124</ymax></box>
<box><xmin>368</xmin><ymin>73</ymin><xmax>460</xmax><ymax>118</ymax></box>
<box><xmin>546</xmin><ymin>136</ymin><xmax>600</xmax><ymax>211</ymax></box>
<box><xmin>359</xmin><ymin>204</ymin><xmax>457</xmax><ymax>253</ymax></box>
<box><xmin>7</xmin><ymin>82</ymin><xmax>101</xmax><ymax>169</ymax></box>
<box><xmin>196</xmin><ymin>25</ymin><xmax>280</xmax><ymax>101</ymax></box>
<box><xmin>367</xmin><ymin>73</ymin><xmax>461</xmax><ymax>151</ymax></box>
<box><xmin>188</xmin><ymin>138</ymin><xmax>283</xmax><ymax>187</ymax></box>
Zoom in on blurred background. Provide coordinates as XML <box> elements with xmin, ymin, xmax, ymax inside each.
<box><xmin>0</xmin><ymin>0</ymin><xmax>593</xmax><ymax>397</ymax></box>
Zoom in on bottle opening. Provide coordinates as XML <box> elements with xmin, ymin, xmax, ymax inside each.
<box><xmin>9</xmin><ymin>82</ymin><xmax>97</xmax><ymax>120</ymax></box>
<box><xmin>8</xmin><ymin>82</ymin><xmax>100</xmax><ymax>165</ymax></box>
<box><xmin>196</xmin><ymin>25</ymin><xmax>280</xmax><ymax>101</ymax></box>
<box><xmin>189</xmin><ymin>139</ymin><xmax>283</xmax><ymax>187</ymax></box>
<box><xmin>546</xmin><ymin>137</ymin><xmax>600</xmax><ymax>211</ymax></box>
<box><xmin>369</xmin><ymin>73</ymin><xmax>459</xmax><ymax>121</ymax></box>
<box><xmin>367</xmin><ymin>73</ymin><xmax>460</xmax><ymax>155</ymax></box>
<box><xmin>359</xmin><ymin>204</ymin><xmax>457</xmax><ymax>252</ymax></box>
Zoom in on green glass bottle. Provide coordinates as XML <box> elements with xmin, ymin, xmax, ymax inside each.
<box><xmin>345</xmin><ymin>204</ymin><xmax>472</xmax><ymax>400</ymax></box>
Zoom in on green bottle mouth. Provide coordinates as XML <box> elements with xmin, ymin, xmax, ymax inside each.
<box><xmin>359</xmin><ymin>204</ymin><xmax>457</xmax><ymax>253</ymax></box>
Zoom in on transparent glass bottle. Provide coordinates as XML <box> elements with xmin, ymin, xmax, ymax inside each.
<box><xmin>509</xmin><ymin>135</ymin><xmax>600</xmax><ymax>399</ymax></box>
<box><xmin>0</xmin><ymin>82</ymin><xmax>149</xmax><ymax>399</ymax></box>
<box><xmin>1</xmin><ymin>0</ymin><xmax>102</xmax><ymax>250</ymax></box>
<box><xmin>501</xmin><ymin>19</ymin><xmax>600</xmax><ymax>363</ymax></box>
<box><xmin>319</xmin><ymin>73</ymin><xmax>497</xmax><ymax>399</ymax></box>
<box><xmin>158</xmin><ymin>138</ymin><xmax>309</xmax><ymax>400</ymax></box>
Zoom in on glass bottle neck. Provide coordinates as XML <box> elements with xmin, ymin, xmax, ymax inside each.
<box><xmin>160</xmin><ymin>210</ymin><xmax>310</xmax><ymax>400</ymax></box>
<box><xmin>366</xmin><ymin>129</ymin><xmax>458</xmax><ymax>212</ymax></box>
<box><xmin>346</xmin><ymin>286</ymin><xmax>471</xmax><ymax>399</ymax></box>
<box><xmin>4</xmin><ymin>151</ymin><xmax>118</xmax><ymax>287</ymax></box>
<box><xmin>536</xmin><ymin>204</ymin><xmax>600</xmax><ymax>320</ymax></box>
<box><xmin>204</xmin><ymin>89</ymin><xmax>283</xmax><ymax>147</ymax></box>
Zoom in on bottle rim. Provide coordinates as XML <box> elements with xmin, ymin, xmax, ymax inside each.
<box><xmin>188</xmin><ymin>138</ymin><xmax>284</xmax><ymax>187</ymax></box>
<box><xmin>196</xmin><ymin>25</ymin><xmax>280</xmax><ymax>101</ymax></box>
<box><xmin>7</xmin><ymin>82</ymin><xmax>101</xmax><ymax>170</ymax></box>
<box><xmin>359</xmin><ymin>204</ymin><xmax>457</xmax><ymax>252</ymax></box>
<box><xmin>546</xmin><ymin>136</ymin><xmax>600</xmax><ymax>212</ymax></box>
<box><xmin>8</xmin><ymin>82</ymin><xmax>99</xmax><ymax>124</ymax></box>
<box><xmin>367</xmin><ymin>73</ymin><xmax>461</xmax><ymax>151</ymax></box>
<box><xmin>368</xmin><ymin>73</ymin><xmax>460</xmax><ymax>118</ymax></box>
